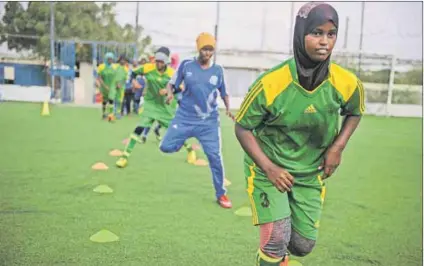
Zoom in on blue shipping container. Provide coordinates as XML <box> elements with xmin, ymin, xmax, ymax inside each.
<box><xmin>0</xmin><ymin>62</ymin><xmax>47</xmax><ymax>86</ymax></box>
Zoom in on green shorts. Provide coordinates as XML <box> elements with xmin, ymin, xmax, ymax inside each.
<box><xmin>114</xmin><ymin>87</ymin><xmax>123</xmax><ymax>102</ymax></box>
<box><xmin>101</xmin><ymin>88</ymin><xmax>116</xmax><ymax>102</ymax></box>
<box><xmin>139</xmin><ymin>101</ymin><xmax>175</xmax><ymax>129</ymax></box>
<box><xmin>244</xmin><ymin>160</ymin><xmax>326</xmax><ymax>241</ymax></box>
<box><xmin>139</xmin><ymin>114</ymin><xmax>171</xmax><ymax>128</ymax></box>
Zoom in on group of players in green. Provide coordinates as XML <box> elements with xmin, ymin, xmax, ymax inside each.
<box><xmin>98</xmin><ymin>3</ymin><xmax>365</xmax><ymax>265</ymax></box>
<box><xmin>96</xmin><ymin>53</ymin><xmax>128</xmax><ymax>122</ymax></box>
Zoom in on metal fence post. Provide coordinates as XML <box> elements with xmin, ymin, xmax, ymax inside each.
<box><xmin>50</xmin><ymin>2</ymin><xmax>55</xmax><ymax>100</ymax></box>
<box><xmin>92</xmin><ymin>44</ymin><xmax>98</xmax><ymax>104</ymax></box>
<box><xmin>386</xmin><ymin>55</ymin><xmax>396</xmax><ymax>116</ymax></box>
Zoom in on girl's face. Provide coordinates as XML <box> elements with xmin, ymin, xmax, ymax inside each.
<box><xmin>304</xmin><ymin>21</ymin><xmax>337</xmax><ymax>62</ymax></box>
<box><xmin>199</xmin><ymin>45</ymin><xmax>214</xmax><ymax>63</ymax></box>
<box><xmin>155</xmin><ymin>60</ymin><xmax>166</xmax><ymax>71</ymax></box>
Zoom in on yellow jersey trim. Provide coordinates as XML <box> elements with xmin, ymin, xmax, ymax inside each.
<box><xmin>329</xmin><ymin>63</ymin><xmax>359</xmax><ymax>102</ymax></box>
<box><xmin>262</xmin><ymin>64</ymin><xmax>293</xmax><ymax>106</ymax></box>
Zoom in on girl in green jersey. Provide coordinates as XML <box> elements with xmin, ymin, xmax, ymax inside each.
<box><xmin>235</xmin><ymin>2</ymin><xmax>364</xmax><ymax>265</ymax></box>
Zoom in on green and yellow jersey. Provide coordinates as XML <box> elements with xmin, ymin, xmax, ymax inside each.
<box><xmin>114</xmin><ymin>64</ymin><xmax>129</xmax><ymax>89</ymax></box>
<box><xmin>132</xmin><ymin>63</ymin><xmax>177</xmax><ymax>120</ymax></box>
<box><xmin>97</xmin><ymin>63</ymin><xmax>118</xmax><ymax>91</ymax></box>
<box><xmin>236</xmin><ymin>58</ymin><xmax>365</xmax><ymax>177</ymax></box>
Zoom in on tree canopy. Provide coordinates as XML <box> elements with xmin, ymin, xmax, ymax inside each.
<box><xmin>0</xmin><ymin>2</ymin><xmax>151</xmax><ymax>61</ymax></box>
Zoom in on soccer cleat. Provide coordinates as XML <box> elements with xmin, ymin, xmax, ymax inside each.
<box><xmin>217</xmin><ymin>195</ymin><xmax>232</xmax><ymax>209</ymax></box>
<box><xmin>141</xmin><ymin>136</ymin><xmax>147</xmax><ymax>143</ymax></box>
<box><xmin>107</xmin><ymin>114</ymin><xmax>116</xmax><ymax>122</ymax></box>
<box><xmin>102</xmin><ymin>113</ymin><xmax>107</xmax><ymax>120</ymax></box>
<box><xmin>187</xmin><ymin>150</ymin><xmax>197</xmax><ymax>164</ymax></box>
<box><xmin>280</xmin><ymin>253</ymin><xmax>289</xmax><ymax>266</ymax></box>
<box><xmin>154</xmin><ymin>127</ymin><xmax>162</xmax><ymax>141</ymax></box>
<box><xmin>116</xmin><ymin>157</ymin><xmax>128</xmax><ymax>168</ymax></box>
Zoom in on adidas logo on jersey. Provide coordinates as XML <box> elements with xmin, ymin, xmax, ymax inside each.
<box><xmin>304</xmin><ymin>104</ymin><xmax>317</xmax><ymax>114</ymax></box>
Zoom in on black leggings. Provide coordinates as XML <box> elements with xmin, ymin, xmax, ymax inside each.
<box><xmin>123</xmin><ymin>91</ymin><xmax>134</xmax><ymax>115</ymax></box>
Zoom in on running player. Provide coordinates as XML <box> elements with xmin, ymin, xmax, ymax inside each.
<box><xmin>114</xmin><ymin>55</ymin><xmax>129</xmax><ymax>119</ymax></box>
<box><xmin>160</xmin><ymin>32</ymin><xmax>233</xmax><ymax>209</ymax></box>
<box><xmin>116</xmin><ymin>47</ymin><xmax>195</xmax><ymax>168</ymax></box>
<box><xmin>97</xmin><ymin>52</ymin><xmax>118</xmax><ymax>121</ymax></box>
<box><xmin>130</xmin><ymin>59</ymin><xmax>144</xmax><ymax>115</ymax></box>
<box><xmin>234</xmin><ymin>3</ymin><xmax>365</xmax><ymax>265</ymax></box>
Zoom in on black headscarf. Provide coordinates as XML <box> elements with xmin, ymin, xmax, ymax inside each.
<box><xmin>293</xmin><ymin>2</ymin><xmax>339</xmax><ymax>91</ymax></box>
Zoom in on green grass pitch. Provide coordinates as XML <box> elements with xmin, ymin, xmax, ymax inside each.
<box><xmin>0</xmin><ymin>102</ymin><xmax>422</xmax><ymax>266</ymax></box>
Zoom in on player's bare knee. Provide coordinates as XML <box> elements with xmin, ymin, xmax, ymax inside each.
<box><xmin>287</xmin><ymin>230</ymin><xmax>316</xmax><ymax>257</ymax></box>
<box><xmin>260</xmin><ymin>217</ymin><xmax>291</xmax><ymax>258</ymax></box>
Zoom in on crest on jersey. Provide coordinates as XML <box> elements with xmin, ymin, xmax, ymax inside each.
<box><xmin>209</xmin><ymin>75</ymin><xmax>218</xmax><ymax>86</ymax></box>
<box><xmin>186</xmin><ymin>72</ymin><xmax>193</xmax><ymax>77</ymax></box>
<box><xmin>298</xmin><ymin>2</ymin><xmax>320</xmax><ymax>18</ymax></box>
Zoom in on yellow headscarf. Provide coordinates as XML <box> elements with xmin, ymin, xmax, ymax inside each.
<box><xmin>196</xmin><ymin>32</ymin><xmax>216</xmax><ymax>51</ymax></box>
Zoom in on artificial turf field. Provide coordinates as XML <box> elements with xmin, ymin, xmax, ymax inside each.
<box><xmin>0</xmin><ymin>102</ymin><xmax>422</xmax><ymax>266</ymax></box>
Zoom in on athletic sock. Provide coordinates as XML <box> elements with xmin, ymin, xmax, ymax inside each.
<box><xmin>142</xmin><ymin>127</ymin><xmax>151</xmax><ymax>137</ymax></box>
<box><xmin>183</xmin><ymin>142</ymin><xmax>193</xmax><ymax>152</ymax></box>
<box><xmin>255</xmin><ymin>249</ymin><xmax>283</xmax><ymax>266</ymax></box>
<box><xmin>122</xmin><ymin>133</ymin><xmax>140</xmax><ymax>159</ymax></box>
<box><xmin>107</xmin><ymin>102</ymin><xmax>114</xmax><ymax>115</ymax></box>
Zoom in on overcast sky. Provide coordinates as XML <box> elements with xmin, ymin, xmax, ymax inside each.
<box><xmin>0</xmin><ymin>1</ymin><xmax>422</xmax><ymax>60</ymax></box>
<box><xmin>113</xmin><ymin>1</ymin><xmax>423</xmax><ymax>60</ymax></box>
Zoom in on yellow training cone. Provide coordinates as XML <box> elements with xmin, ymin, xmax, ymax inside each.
<box><xmin>93</xmin><ymin>185</ymin><xmax>113</xmax><ymax>194</ymax></box>
<box><xmin>89</xmin><ymin>230</ymin><xmax>119</xmax><ymax>243</ymax></box>
<box><xmin>91</xmin><ymin>162</ymin><xmax>109</xmax><ymax>170</ymax></box>
<box><xmin>109</xmin><ymin>149</ymin><xmax>123</xmax><ymax>157</ymax></box>
<box><xmin>41</xmin><ymin>101</ymin><xmax>50</xmax><ymax>116</ymax></box>
<box><xmin>224</xmin><ymin>178</ymin><xmax>232</xmax><ymax>187</ymax></box>
<box><xmin>234</xmin><ymin>206</ymin><xmax>252</xmax><ymax>217</ymax></box>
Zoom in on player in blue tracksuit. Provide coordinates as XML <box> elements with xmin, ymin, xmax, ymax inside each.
<box><xmin>161</xmin><ymin>32</ymin><xmax>234</xmax><ymax>209</ymax></box>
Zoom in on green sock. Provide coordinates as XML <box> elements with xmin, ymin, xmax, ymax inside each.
<box><xmin>183</xmin><ymin>142</ymin><xmax>192</xmax><ymax>152</ymax></box>
<box><xmin>115</xmin><ymin>101</ymin><xmax>122</xmax><ymax>115</ymax></box>
<box><xmin>107</xmin><ymin>102</ymin><xmax>114</xmax><ymax>115</ymax></box>
<box><xmin>122</xmin><ymin>134</ymin><xmax>139</xmax><ymax>159</ymax></box>
<box><xmin>255</xmin><ymin>249</ymin><xmax>282</xmax><ymax>266</ymax></box>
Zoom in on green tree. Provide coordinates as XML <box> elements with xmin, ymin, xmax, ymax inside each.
<box><xmin>394</xmin><ymin>67</ymin><xmax>423</xmax><ymax>85</ymax></box>
<box><xmin>0</xmin><ymin>2</ymin><xmax>151</xmax><ymax>61</ymax></box>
